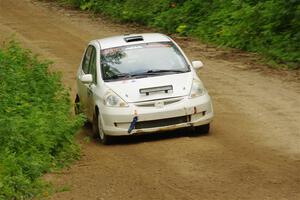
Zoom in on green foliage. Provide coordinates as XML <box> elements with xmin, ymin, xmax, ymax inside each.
<box><xmin>61</xmin><ymin>0</ymin><xmax>299</xmax><ymax>69</ymax></box>
<box><xmin>0</xmin><ymin>41</ymin><xmax>84</xmax><ymax>199</ymax></box>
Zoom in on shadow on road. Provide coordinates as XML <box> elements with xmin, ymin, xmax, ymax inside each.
<box><xmin>81</xmin><ymin>122</ymin><xmax>209</xmax><ymax>146</ymax></box>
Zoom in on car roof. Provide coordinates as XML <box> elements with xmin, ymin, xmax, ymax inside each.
<box><xmin>95</xmin><ymin>33</ymin><xmax>171</xmax><ymax>49</ymax></box>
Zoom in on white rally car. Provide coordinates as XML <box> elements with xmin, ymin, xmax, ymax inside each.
<box><xmin>75</xmin><ymin>33</ymin><xmax>213</xmax><ymax>144</ymax></box>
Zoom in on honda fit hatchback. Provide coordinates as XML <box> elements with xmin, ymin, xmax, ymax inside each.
<box><xmin>75</xmin><ymin>33</ymin><xmax>213</xmax><ymax>144</ymax></box>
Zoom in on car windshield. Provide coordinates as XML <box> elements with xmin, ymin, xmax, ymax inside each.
<box><xmin>100</xmin><ymin>42</ymin><xmax>190</xmax><ymax>81</ymax></box>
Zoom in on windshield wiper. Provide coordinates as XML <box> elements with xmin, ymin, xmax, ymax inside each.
<box><xmin>106</xmin><ymin>69</ymin><xmax>187</xmax><ymax>81</ymax></box>
<box><xmin>106</xmin><ymin>72</ymin><xmax>148</xmax><ymax>81</ymax></box>
<box><xmin>108</xmin><ymin>73</ymin><xmax>131</xmax><ymax>80</ymax></box>
<box><xmin>146</xmin><ymin>69</ymin><xmax>187</xmax><ymax>73</ymax></box>
<box><xmin>131</xmin><ymin>69</ymin><xmax>187</xmax><ymax>77</ymax></box>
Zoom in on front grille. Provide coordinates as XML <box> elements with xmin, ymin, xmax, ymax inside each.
<box><xmin>135</xmin><ymin>116</ymin><xmax>190</xmax><ymax>129</ymax></box>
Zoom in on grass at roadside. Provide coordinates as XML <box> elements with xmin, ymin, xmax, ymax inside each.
<box><xmin>0</xmin><ymin>40</ymin><xmax>84</xmax><ymax>200</ymax></box>
<box><xmin>56</xmin><ymin>0</ymin><xmax>299</xmax><ymax>69</ymax></box>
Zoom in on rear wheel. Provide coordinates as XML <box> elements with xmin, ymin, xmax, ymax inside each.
<box><xmin>74</xmin><ymin>95</ymin><xmax>81</xmax><ymax>115</ymax></box>
<box><xmin>194</xmin><ymin>124</ymin><xmax>210</xmax><ymax>135</ymax></box>
<box><xmin>93</xmin><ymin>110</ymin><xmax>112</xmax><ymax>145</ymax></box>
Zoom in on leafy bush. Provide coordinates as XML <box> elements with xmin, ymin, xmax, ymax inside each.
<box><xmin>60</xmin><ymin>0</ymin><xmax>299</xmax><ymax>69</ymax></box>
<box><xmin>0</xmin><ymin>41</ymin><xmax>84</xmax><ymax>200</ymax></box>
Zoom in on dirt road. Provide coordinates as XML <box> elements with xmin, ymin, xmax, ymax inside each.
<box><xmin>0</xmin><ymin>0</ymin><xmax>299</xmax><ymax>199</ymax></box>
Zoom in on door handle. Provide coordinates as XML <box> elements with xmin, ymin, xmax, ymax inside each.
<box><xmin>87</xmin><ymin>85</ymin><xmax>93</xmax><ymax>96</ymax></box>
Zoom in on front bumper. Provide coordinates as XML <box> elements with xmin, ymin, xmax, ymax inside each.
<box><xmin>100</xmin><ymin>94</ymin><xmax>213</xmax><ymax>136</ymax></box>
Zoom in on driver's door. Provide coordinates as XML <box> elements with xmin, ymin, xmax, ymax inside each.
<box><xmin>86</xmin><ymin>47</ymin><xmax>97</xmax><ymax>120</ymax></box>
<box><xmin>77</xmin><ymin>45</ymin><xmax>93</xmax><ymax>116</ymax></box>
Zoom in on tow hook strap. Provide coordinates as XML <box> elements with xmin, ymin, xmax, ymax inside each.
<box><xmin>128</xmin><ymin>116</ymin><xmax>138</xmax><ymax>133</ymax></box>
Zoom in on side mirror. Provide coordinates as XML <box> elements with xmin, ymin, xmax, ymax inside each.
<box><xmin>192</xmin><ymin>61</ymin><xmax>204</xmax><ymax>69</ymax></box>
<box><xmin>80</xmin><ymin>74</ymin><xmax>93</xmax><ymax>84</ymax></box>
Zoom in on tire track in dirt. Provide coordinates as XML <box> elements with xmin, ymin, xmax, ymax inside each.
<box><xmin>0</xmin><ymin>1</ymin><xmax>299</xmax><ymax>199</ymax></box>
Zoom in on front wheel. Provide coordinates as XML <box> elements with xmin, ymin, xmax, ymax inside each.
<box><xmin>74</xmin><ymin>95</ymin><xmax>81</xmax><ymax>115</ymax></box>
<box><xmin>93</xmin><ymin>111</ymin><xmax>112</xmax><ymax>145</ymax></box>
<box><xmin>194</xmin><ymin>124</ymin><xmax>210</xmax><ymax>135</ymax></box>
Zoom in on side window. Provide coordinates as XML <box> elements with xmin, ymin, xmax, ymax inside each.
<box><xmin>88</xmin><ymin>47</ymin><xmax>97</xmax><ymax>84</ymax></box>
<box><xmin>82</xmin><ymin>46</ymin><xmax>93</xmax><ymax>74</ymax></box>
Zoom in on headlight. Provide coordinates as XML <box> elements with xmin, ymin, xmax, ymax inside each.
<box><xmin>104</xmin><ymin>91</ymin><xmax>128</xmax><ymax>107</ymax></box>
<box><xmin>190</xmin><ymin>79</ymin><xmax>206</xmax><ymax>98</ymax></box>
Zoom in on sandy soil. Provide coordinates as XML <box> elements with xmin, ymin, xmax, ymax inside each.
<box><xmin>0</xmin><ymin>0</ymin><xmax>299</xmax><ymax>199</ymax></box>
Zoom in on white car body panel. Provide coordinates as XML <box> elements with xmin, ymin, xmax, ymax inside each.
<box><xmin>99</xmin><ymin>95</ymin><xmax>213</xmax><ymax>136</ymax></box>
<box><xmin>105</xmin><ymin>72</ymin><xmax>193</xmax><ymax>103</ymax></box>
<box><xmin>98</xmin><ymin>33</ymin><xmax>170</xmax><ymax>49</ymax></box>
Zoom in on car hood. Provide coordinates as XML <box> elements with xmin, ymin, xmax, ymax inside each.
<box><xmin>105</xmin><ymin>72</ymin><xmax>193</xmax><ymax>103</ymax></box>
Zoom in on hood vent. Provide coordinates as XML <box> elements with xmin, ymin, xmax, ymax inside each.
<box><xmin>124</xmin><ymin>35</ymin><xmax>144</xmax><ymax>43</ymax></box>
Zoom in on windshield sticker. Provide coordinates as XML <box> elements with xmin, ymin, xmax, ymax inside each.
<box><xmin>125</xmin><ymin>45</ymin><xmax>143</xmax><ymax>50</ymax></box>
<box><xmin>102</xmin><ymin>48</ymin><xmax>122</xmax><ymax>55</ymax></box>
<box><xmin>146</xmin><ymin>43</ymin><xmax>172</xmax><ymax>48</ymax></box>
<box><xmin>102</xmin><ymin>43</ymin><xmax>172</xmax><ymax>55</ymax></box>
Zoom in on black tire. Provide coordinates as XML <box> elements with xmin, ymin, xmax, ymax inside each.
<box><xmin>92</xmin><ymin>113</ymin><xmax>100</xmax><ymax>139</ymax></box>
<box><xmin>74</xmin><ymin>95</ymin><xmax>81</xmax><ymax>115</ymax></box>
<box><xmin>194</xmin><ymin>124</ymin><xmax>210</xmax><ymax>135</ymax></box>
<box><xmin>93</xmin><ymin>110</ymin><xmax>112</xmax><ymax>145</ymax></box>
